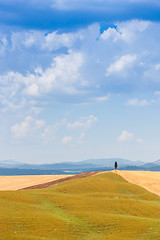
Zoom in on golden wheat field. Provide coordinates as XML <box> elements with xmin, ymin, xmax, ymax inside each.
<box><xmin>0</xmin><ymin>171</ymin><xmax>160</xmax><ymax>240</ymax></box>
<box><xmin>115</xmin><ymin>170</ymin><xmax>160</xmax><ymax>196</ymax></box>
<box><xmin>0</xmin><ymin>175</ymin><xmax>73</xmax><ymax>191</ymax></box>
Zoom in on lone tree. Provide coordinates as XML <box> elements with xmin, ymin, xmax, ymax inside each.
<box><xmin>114</xmin><ymin>161</ymin><xmax>118</xmax><ymax>170</ymax></box>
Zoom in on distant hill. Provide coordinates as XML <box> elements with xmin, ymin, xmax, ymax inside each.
<box><xmin>77</xmin><ymin>158</ymin><xmax>144</xmax><ymax>167</ymax></box>
<box><xmin>0</xmin><ymin>160</ymin><xmax>24</xmax><ymax>165</ymax></box>
<box><xmin>139</xmin><ymin>160</ymin><xmax>160</xmax><ymax>171</ymax></box>
<box><xmin>0</xmin><ymin>158</ymin><xmax>160</xmax><ymax>175</ymax></box>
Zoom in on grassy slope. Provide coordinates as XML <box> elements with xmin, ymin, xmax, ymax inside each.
<box><xmin>0</xmin><ymin>172</ymin><xmax>160</xmax><ymax>240</ymax></box>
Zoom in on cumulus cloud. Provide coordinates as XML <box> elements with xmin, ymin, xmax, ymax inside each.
<box><xmin>118</xmin><ymin>130</ymin><xmax>133</xmax><ymax>142</ymax></box>
<box><xmin>101</xmin><ymin>20</ymin><xmax>150</xmax><ymax>43</ymax></box>
<box><xmin>62</xmin><ymin>136</ymin><xmax>72</xmax><ymax>144</ymax></box>
<box><xmin>25</xmin><ymin>51</ymin><xmax>84</xmax><ymax>96</ymax></box>
<box><xmin>100</xmin><ymin>27</ymin><xmax>121</xmax><ymax>42</ymax></box>
<box><xmin>67</xmin><ymin>115</ymin><xmax>97</xmax><ymax>129</ymax></box>
<box><xmin>106</xmin><ymin>54</ymin><xmax>137</xmax><ymax>76</ymax></box>
<box><xmin>118</xmin><ymin>130</ymin><xmax>144</xmax><ymax>143</ymax></box>
<box><xmin>10</xmin><ymin>30</ymin><xmax>81</xmax><ymax>52</ymax></box>
<box><xmin>0</xmin><ymin>51</ymin><xmax>84</xmax><ymax>100</ymax></box>
<box><xmin>1</xmin><ymin>20</ymin><xmax>160</xmax><ymax>112</ymax></box>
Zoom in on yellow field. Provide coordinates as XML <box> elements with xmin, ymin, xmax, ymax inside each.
<box><xmin>0</xmin><ymin>175</ymin><xmax>72</xmax><ymax>191</ymax></box>
<box><xmin>115</xmin><ymin>170</ymin><xmax>160</xmax><ymax>196</ymax></box>
<box><xmin>0</xmin><ymin>172</ymin><xmax>160</xmax><ymax>240</ymax></box>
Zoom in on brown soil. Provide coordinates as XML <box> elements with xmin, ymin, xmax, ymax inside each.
<box><xmin>20</xmin><ymin>171</ymin><xmax>102</xmax><ymax>190</ymax></box>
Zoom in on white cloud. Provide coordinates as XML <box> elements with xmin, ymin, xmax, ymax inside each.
<box><xmin>0</xmin><ymin>96</ymin><xmax>26</xmax><ymax>112</ymax></box>
<box><xmin>106</xmin><ymin>54</ymin><xmax>137</xmax><ymax>76</ymax></box>
<box><xmin>118</xmin><ymin>130</ymin><xmax>144</xmax><ymax>143</ymax></box>
<box><xmin>24</xmin><ymin>51</ymin><xmax>85</xmax><ymax>96</ymax></box>
<box><xmin>67</xmin><ymin>115</ymin><xmax>97</xmax><ymax>129</ymax></box>
<box><xmin>118</xmin><ymin>130</ymin><xmax>133</xmax><ymax>142</ymax></box>
<box><xmin>101</xmin><ymin>20</ymin><xmax>150</xmax><ymax>43</ymax></box>
<box><xmin>11</xmin><ymin>116</ymin><xmax>33</xmax><ymax>138</ymax></box>
<box><xmin>116</xmin><ymin>20</ymin><xmax>150</xmax><ymax>42</ymax></box>
<box><xmin>26</xmin><ymin>83</ymin><xmax>39</xmax><ymax>96</ymax></box>
<box><xmin>62</xmin><ymin>136</ymin><xmax>72</xmax><ymax>144</ymax></box>
<box><xmin>44</xmin><ymin>31</ymin><xmax>75</xmax><ymax>51</ymax></box>
<box><xmin>100</xmin><ymin>27</ymin><xmax>121</xmax><ymax>42</ymax></box>
<box><xmin>125</xmin><ymin>98</ymin><xmax>150</xmax><ymax>107</ymax></box>
<box><xmin>11</xmin><ymin>116</ymin><xmax>45</xmax><ymax>138</ymax></box>
<box><xmin>10</xmin><ymin>29</ymin><xmax>84</xmax><ymax>52</ymax></box>
<box><xmin>95</xmin><ymin>95</ymin><xmax>109</xmax><ymax>102</ymax></box>
<box><xmin>0</xmin><ymin>51</ymin><xmax>84</xmax><ymax>99</ymax></box>
<box><xmin>1</xmin><ymin>20</ymin><xmax>160</xmax><ymax>113</ymax></box>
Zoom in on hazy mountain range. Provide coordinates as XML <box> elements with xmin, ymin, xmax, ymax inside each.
<box><xmin>0</xmin><ymin>158</ymin><xmax>160</xmax><ymax>175</ymax></box>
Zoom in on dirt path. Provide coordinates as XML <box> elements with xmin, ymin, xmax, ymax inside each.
<box><xmin>20</xmin><ymin>171</ymin><xmax>102</xmax><ymax>190</ymax></box>
<box><xmin>115</xmin><ymin>170</ymin><xmax>160</xmax><ymax>196</ymax></box>
<box><xmin>0</xmin><ymin>175</ymin><xmax>73</xmax><ymax>191</ymax></box>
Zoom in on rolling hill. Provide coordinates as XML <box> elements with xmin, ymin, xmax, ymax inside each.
<box><xmin>0</xmin><ymin>172</ymin><xmax>160</xmax><ymax>239</ymax></box>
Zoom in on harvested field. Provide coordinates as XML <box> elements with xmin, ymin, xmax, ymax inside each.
<box><xmin>1</xmin><ymin>172</ymin><xmax>160</xmax><ymax>240</ymax></box>
<box><xmin>0</xmin><ymin>175</ymin><xmax>73</xmax><ymax>191</ymax></box>
<box><xmin>20</xmin><ymin>171</ymin><xmax>102</xmax><ymax>190</ymax></box>
<box><xmin>115</xmin><ymin>170</ymin><xmax>160</xmax><ymax>196</ymax></box>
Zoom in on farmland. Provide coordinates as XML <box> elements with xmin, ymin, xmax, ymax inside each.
<box><xmin>116</xmin><ymin>170</ymin><xmax>160</xmax><ymax>196</ymax></box>
<box><xmin>0</xmin><ymin>172</ymin><xmax>160</xmax><ymax>239</ymax></box>
<box><xmin>0</xmin><ymin>175</ymin><xmax>73</xmax><ymax>191</ymax></box>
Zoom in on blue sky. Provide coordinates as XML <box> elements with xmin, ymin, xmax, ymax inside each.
<box><xmin>1</xmin><ymin>0</ymin><xmax>160</xmax><ymax>163</ymax></box>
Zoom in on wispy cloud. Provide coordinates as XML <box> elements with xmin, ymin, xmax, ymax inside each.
<box><xmin>11</xmin><ymin>116</ymin><xmax>45</xmax><ymax>138</ymax></box>
<box><xmin>125</xmin><ymin>98</ymin><xmax>150</xmax><ymax>107</ymax></box>
<box><xmin>95</xmin><ymin>95</ymin><xmax>110</xmax><ymax>102</ymax></box>
<box><xmin>77</xmin><ymin>132</ymin><xmax>86</xmax><ymax>144</ymax></box>
<box><xmin>67</xmin><ymin>115</ymin><xmax>97</xmax><ymax>129</ymax></box>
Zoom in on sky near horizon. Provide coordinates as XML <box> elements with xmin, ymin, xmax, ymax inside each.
<box><xmin>1</xmin><ymin>0</ymin><xmax>160</xmax><ymax>164</ymax></box>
